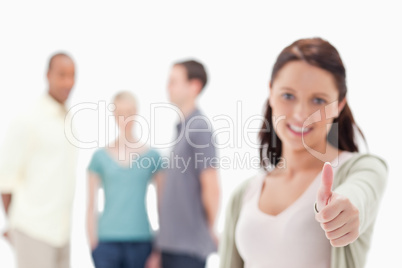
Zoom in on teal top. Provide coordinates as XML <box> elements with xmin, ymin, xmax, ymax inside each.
<box><xmin>88</xmin><ymin>148</ymin><xmax>163</xmax><ymax>242</ymax></box>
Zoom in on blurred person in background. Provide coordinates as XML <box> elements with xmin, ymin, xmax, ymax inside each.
<box><xmin>219</xmin><ymin>38</ymin><xmax>388</xmax><ymax>268</ymax></box>
<box><xmin>151</xmin><ymin>60</ymin><xmax>220</xmax><ymax>268</ymax></box>
<box><xmin>0</xmin><ymin>53</ymin><xmax>78</xmax><ymax>268</ymax></box>
<box><xmin>86</xmin><ymin>91</ymin><xmax>163</xmax><ymax>268</ymax></box>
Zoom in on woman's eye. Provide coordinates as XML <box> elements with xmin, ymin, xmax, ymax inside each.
<box><xmin>282</xmin><ymin>93</ymin><xmax>294</xmax><ymax>100</ymax></box>
<box><xmin>313</xmin><ymin>98</ymin><xmax>326</xmax><ymax>105</ymax></box>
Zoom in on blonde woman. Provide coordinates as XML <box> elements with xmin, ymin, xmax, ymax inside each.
<box><xmin>86</xmin><ymin>92</ymin><xmax>163</xmax><ymax>268</ymax></box>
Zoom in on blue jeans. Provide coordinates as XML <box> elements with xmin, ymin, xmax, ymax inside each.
<box><xmin>92</xmin><ymin>241</ymin><xmax>152</xmax><ymax>268</ymax></box>
<box><xmin>161</xmin><ymin>251</ymin><xmax>206</xmax><ymax>268</ymax></box>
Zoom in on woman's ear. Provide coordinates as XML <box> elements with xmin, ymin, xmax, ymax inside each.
<box><xmin>338</xmin><ymin>98</ymin><xmax>347</xmax><ymax>116</ymax></box>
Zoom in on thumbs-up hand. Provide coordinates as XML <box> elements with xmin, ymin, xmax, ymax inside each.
<box><xmin>315</xmin><ymin>162</ymin><xmax>360</xmax><ymax>247</ymax></box>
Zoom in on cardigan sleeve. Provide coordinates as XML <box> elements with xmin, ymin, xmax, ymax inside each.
<box><xmin>218</xmin><ymin>179</ymin><xmax>251</xmax><ymax>268</ymax></box>
<box><xmin>330</xmin><ymin>154</ymin><xmax>388</xmax><ymax>268</ymax></box>
<box><xmin>333</xmin><ymin>154</ymin><xmax>388</xmax><ymax>236</ymax></box>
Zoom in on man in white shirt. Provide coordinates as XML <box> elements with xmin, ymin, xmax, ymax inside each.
<box><xmin>0</xmin><ymin>53</ymin><xmax>77</xmax><ymax>268</ymax></box>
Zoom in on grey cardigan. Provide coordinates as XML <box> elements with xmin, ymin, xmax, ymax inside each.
<box><xmin>219</xmin><ymin>153</ymin><xmax>388</xmax><ymax>268</ymax></box>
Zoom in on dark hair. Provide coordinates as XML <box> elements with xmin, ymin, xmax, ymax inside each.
<box><xmin>174</xmin><ymin>60</ymin><xmax>208</xmax><ymax>90</ymax></box>
<box><xmin>259</xmin><ymin>37</ymin><xmax>366</xmax><ymax>168</ymax></box>
<box><xmin>48</xmin><ymin>52</ymin><xmax>73</xmax><ymax>71</ymax></box>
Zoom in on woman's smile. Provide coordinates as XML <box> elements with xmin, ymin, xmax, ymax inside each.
<box><xmin>286</xmin><ymin>123</ymin><xmax>313</xmax><ymax>136</ymax></box>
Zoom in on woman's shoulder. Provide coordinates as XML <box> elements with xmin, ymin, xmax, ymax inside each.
<box><xmin>334</xmin><ymin>151</ymin><xmax>388</xmax><ymax>186</ymax></box>
<box><xmin>337</xmin><ymin>151</ymin><xmax>387</xmax><ymax>173</ymax></box>
<box><xmin>91</xmin><ymin>147</ymin><xmax>107</xmax><ymax>158</ymax></box>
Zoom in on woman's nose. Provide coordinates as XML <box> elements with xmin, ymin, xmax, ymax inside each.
<box><xmin>293</xmin><ymin>102</ymin><xmax>311</xmax><ymax>122</ymax></box>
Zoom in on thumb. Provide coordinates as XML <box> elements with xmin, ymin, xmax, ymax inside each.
<box><xmin>316</xmin><ymin>162</ymin><xmax>334</xmax><ymax>212</ymax></box>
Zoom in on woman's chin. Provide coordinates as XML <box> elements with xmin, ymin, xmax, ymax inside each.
<box><xmin>280</xmin><ymin>136</ymin><xmax>317</xmax><ymax>152</ymax></box>
<box><xmin>280</xmin><ymin>138</ymin><xmax>306</xmax><ymax>151</ymax></box>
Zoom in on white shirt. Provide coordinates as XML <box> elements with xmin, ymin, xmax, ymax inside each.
<box><xmin>235</xmin><ymin>152</ymin><xmax>355</xmax><ymax>268</ymax></box>
<box><xmin>0</xmin><ymin>93</ymin><xmax>78</xmax><ymax>247</ymax></box>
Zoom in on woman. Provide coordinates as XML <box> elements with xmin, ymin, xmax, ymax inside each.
<box><xmin>219</xmin><ymin>38</ymin><xmax>388</xmax><ymax>268</ymax></box>
<box><xmin>86</xmin><ymin>91</ymin><xmax>163</xmax><ymax>268</ymax></box>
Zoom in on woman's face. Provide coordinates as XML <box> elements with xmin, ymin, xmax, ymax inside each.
<box><xmin>269</xmin><ymin>60</ymin><xmax>345</xmax><ymax>153</ymax></box>
<box><xmin>113</xmin><ymin>99</ymin><xmax>137</xmax><ymax>133</ymax></box>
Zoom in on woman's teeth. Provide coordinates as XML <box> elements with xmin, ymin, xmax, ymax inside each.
<box><xmin>289</xmin><ymin>124</ymin><xmax>312</xmax><ymax>133</ymax></box>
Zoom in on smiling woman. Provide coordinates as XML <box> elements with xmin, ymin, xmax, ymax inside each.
<box><xmin>218</xmin><ymin>37</ymin><xmax>388</xmax><ymax>268</ymax></box>
<box><xmin>261</xmin><ymin>38</ymin><xmax>365</xmax><ymax>167</ymax></box>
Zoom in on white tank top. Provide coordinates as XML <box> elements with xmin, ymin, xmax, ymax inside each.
<box><xmin>235</xmin><ymin>151</ymin><xmax>354</xmax><ymax>268</ymax></box>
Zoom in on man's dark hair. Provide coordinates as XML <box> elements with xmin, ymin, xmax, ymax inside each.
<box><xmin>174</xmin><ymin>60</ymin><xmax>208</xmax><ymax>91</ymax></box>
<box><xmin>48</xmin><ymin>52</ymin><xmax>73</xmax><ymax>71</ymax></box>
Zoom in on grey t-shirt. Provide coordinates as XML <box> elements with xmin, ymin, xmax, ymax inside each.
<box><xmin>156</xmin><ymin>108</ymin><xmax>218</xmax><ymax>260</ymax></box>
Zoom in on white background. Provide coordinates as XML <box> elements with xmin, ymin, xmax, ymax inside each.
<box><xmin>0</xmin><ymin>1</ymin><xmax>401</xmax><ymax>267</ymax></box>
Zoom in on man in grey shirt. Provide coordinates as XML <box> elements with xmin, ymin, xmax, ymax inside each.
<box><xmin>155</xmin><ymin>60</ymin><xmax>220</xmax><ymax>268</ymax></box>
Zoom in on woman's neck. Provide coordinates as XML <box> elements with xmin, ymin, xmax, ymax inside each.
<box><xmin>113</xmin><ymin>131</ymin><xmax>138</xmax><ymax>148</ymax></box>
<box><xmin>279</xmin><ymin>143</ymin><xmax>339</xmax><ymax>175</ymax></box>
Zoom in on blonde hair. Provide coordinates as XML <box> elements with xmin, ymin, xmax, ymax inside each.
<box><xmin>112</xmin><ymin>91</ymin><xmax>138</xmax><ymax>109</ymax></box>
